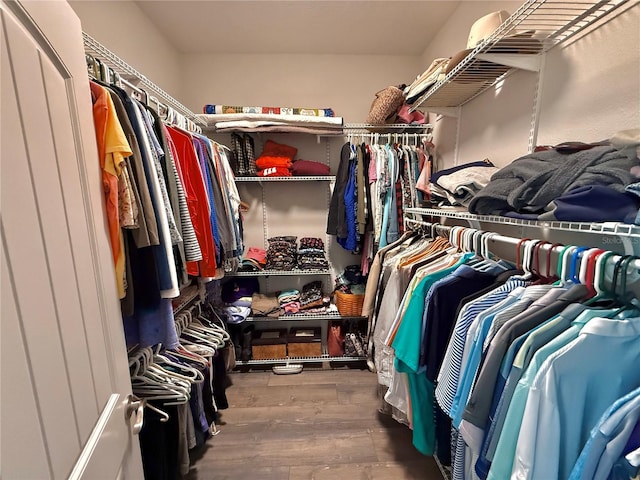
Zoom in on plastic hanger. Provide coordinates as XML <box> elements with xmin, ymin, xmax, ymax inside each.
<box><xmin>531</xmin><ymin>241</ymin><xmax>550</xmax><ymax>281</ymax></box>
<box><xmin>515</xmin><ymin>238</ymin><xmax>531</xmax><ymax>273</ymax></box>
<box><xmin>557</xmin><ymin>245</ymin><xmax>579</xmax><ymax>285</ymax></box>
<box><xmin>543</xmin><ymin>243</ymin><xmax>562</xmax><ymax>282</ymax></box>
<box><xmin>568</xmin><ymin>246</ymin><xmax>589</xmax><ymax>284</ymax></box>
<box><xmin>617</xmin><ymin>255</ymin><xmax>640</xmax><ymax>309</ymax></box>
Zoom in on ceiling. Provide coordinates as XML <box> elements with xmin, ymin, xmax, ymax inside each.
<box><xmin>134</xmin><ymin>1</ymin><xmax>461</xmax><ymax>55</ymax></box>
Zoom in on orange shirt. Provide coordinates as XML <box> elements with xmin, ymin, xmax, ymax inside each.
<box><xmin>89</xmin><ymin>82</ymin><xmax>132</xmax><ymax>297</ymax></box>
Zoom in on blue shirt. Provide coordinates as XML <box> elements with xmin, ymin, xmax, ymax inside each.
<box><xmin>570</xmin><ymin>387</ymin><xmax>640</xmax><ymax>480</ymax></box>
<box><xmin>488</xmin><ymin>309</ymin><xmax>601</xmax><ymax>480</ymax></box>
<box><xmin>512</xmin><ymin>315</ymin><xmax>640</xmax><ymax>480</ymax></box>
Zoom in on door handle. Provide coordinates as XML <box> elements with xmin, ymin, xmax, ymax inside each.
<box><xmin>125</xmin><ymin>394</ymin><xmax>144</xmax><ymax>435</ymax></box>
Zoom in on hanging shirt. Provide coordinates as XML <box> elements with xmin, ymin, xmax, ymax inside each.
<box><xmin>162</xmin><ymin>124</ymin><xmax>202</xmax><ymax>263</ymax></box>
<box><xmin>166</xmin><ymin>126</ymin><xmax>217</xmax><ymax>277</ymax></box>
<box><xmin>89</xmin><ymin>81</ymin><xmax>132</xmax><ymax>299</ymax></box>
<box><xmin>488</xmin><ymin>307</ymin><xmax>622</xmax><ymax>480</ymax></box>
<box><xmin>570</xmin><ymin>387</ymin><xmax>640</xmax><ymax>480</ymax></box>
<box><xmin>512</xmin><ymin>315</ymin><xmax>640</xmax><ymax>480</ymax></box>
<box><xmin>435</xmin><ymin>275</ymin><xmax>529</xmax><ymax>416</ymax></box>
<box><xmin>392</xmin><ymin>254</ymin><xmax>473</xmax><ymax>455</ymax></box>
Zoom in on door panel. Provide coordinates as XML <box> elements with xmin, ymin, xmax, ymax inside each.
<box><xmin>1</xmin><ymin>247</ymin><xmax>52</xmax><ymax>479</ymax></box>
<box><xmin>0</xmin><ymin>0</ymin><xmax>144</xmax><ymax>478</ymax></box>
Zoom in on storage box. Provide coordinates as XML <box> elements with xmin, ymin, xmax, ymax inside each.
<box><xmin>287</xmin><ymin>327</ymin><xmax>322</xmax><ymax>357</ymax></box>
<box><xmin>251</xmin><ymin>329</ymin><xmax>287</xmax><ymax>360</ymax></box>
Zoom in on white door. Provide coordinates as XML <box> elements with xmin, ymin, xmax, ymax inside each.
<box><xmin>1</xmin><ymin>0</ymin><xmax>145</xmax><ymax>478</ymax></box>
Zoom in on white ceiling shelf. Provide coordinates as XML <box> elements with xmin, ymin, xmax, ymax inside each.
<box><xmin>409</xmin><ymin>0</ymin><xmax>630</xmax><ymax>112</ymax></box>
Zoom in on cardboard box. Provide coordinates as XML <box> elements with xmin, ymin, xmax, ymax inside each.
<box><xmin>287</xmin><ymin>327</ymin><xmax>322</xmax><ymax>357</ymax></box>
<box><xmin>251</xmin><ymin>328</ymin><xmax>287</xmax><ymax>360</ymax></box>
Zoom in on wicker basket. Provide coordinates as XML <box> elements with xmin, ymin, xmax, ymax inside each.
<box><xmin>335</xmin><ymin>291</ymin><xmax>365</xmax><ymax>316</ymax></box>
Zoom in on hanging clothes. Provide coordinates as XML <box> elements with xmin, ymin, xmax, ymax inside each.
<box><xmin>368</xmin><ymin>225</ymin><xmax>640</xmax><ymax>480</ymax></box>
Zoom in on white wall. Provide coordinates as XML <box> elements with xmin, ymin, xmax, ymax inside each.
<box><xmin>180</xmin><ymin>53</ymin><xmax>421</xmax><ymax>122</ymax></box>
<box><xmin>68</xmin><ymin>0</ymin><xmax>183</xmax><ymax>100</ymax></box>
<box><xmin>536</xmin><ymin>3</ymin><xmax>640</xmax><ymax>146</ymax></box>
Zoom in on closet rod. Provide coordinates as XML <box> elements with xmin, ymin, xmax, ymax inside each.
<box><xmin>346</xmin><ymin>132</ymin><xmax>433</xmax><ymax>145</ymax></box>
<box><xmin>405</xmin><ymin>217</ymin><xmax>640</xmax><ymax>295</ymax></box>
<box><xmin>82</xmin><ymin>32</ymin><xmax>205</xmax><ymax>130</ymax></box>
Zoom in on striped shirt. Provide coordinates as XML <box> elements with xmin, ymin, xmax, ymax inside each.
<box><xmin>435</xmin><ymin>277</ymin><xmax>529</xmax><ymax>415</ymax></box>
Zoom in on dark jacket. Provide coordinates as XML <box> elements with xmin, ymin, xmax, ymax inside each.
<box><xmin>469</xmin><ymin>145</ymin><xmax>637</xmax><ymax>215</ymax></box>
<box><xmin>326</xmin><ymin>142</ymin><xmax>352</xmax><ymax>237</ymax></box>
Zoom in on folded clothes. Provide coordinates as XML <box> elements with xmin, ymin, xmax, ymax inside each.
<box><xmin>256</xmin><ymin>156</ymin><xmax>293</xmax><ymax>169</ymax></box>
<box><xmin>245</xmin><ymin>247</ymin><xmax>267</xmax><ymax>264</ymax></box>
<box><xmin>260</xmin><ymin>140</ymin><xmax>298</xmax><ymax>161</ymax></box>
<box><xmin>258</xmin><ymin>167</ymin><xmax>291</xmax><ymax>177</ymax></box>
<box><xmin>223</xmin><ymin>306</ymin><xmax>251</xmax><ymax>324</ymax></box>
<box><xmin>299</xmin><ymin>237</ymin><xmax>325</xmax><ymax>250</ymax></box>
<box><xmin>203</xmin><ymin>106</ymin><xmax>336</xmax><ymax>117</ymax></box>
<box><xmin>291</xmin><ymin>160</ymin><xmax>331</xmax><ymax>176</ymax></box>
<box><xmin>251</xmin><ymin>293</ymin><xmax>280</xmax><ymax>317</ymax></box>
<box><xmin>278</xmin><ymin>290</ymin><xmax>300</xmax><ymax>305</ymax></box>
<box><xmin>282</xmin><ymin>301</ymin><xmax>301</xmax><ymax>314</ymax></box>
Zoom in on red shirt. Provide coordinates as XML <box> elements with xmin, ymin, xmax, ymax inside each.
<box><xmin>166</xmin><ymin>126</ymin><xmax>217</xmax><ymax>277</ymax></box>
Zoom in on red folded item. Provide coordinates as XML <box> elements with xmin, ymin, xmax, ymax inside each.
<box><xmin>256</xmin><ymin>156</ymin><xmax>293</xmax><ymax>169</ymax></box>
<box><xmin>260</xmin><ymin>140</ymin><xmax>297</xmax><ymax>160</ymax></box>
<box><xmin>291</xmin><ymin>160</ymin><xmax>331</xmax><ymax>176</ymax></box>
<box><xmin>258</xmin><ymin>167</ymin><xmax>292</xmax><ymax>177</ymax></box>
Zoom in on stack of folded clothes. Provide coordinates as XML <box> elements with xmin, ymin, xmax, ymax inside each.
<box><xmin>250</xmin><ymin>292</ymin><xmax>280</xmax><ymax>318</ymax></box>
<box><xmin>221</xmin><ymin>277</ymin><xmax>260</xmax><ymax>324</ymax></box>
<box><xmin>419</xmin><ymin>159</ymin><xmax>500</xmax><ymax>207</ymax></box>
<box><xmin>278</xmin><ymin>290</ymin><xmax>301</xmax><ymax>315</ymax></box>
<box><xmin>265</xmin><ymin>236</ymin><xmax>297</xmax><ymax>270</ymax></box>
<box><xmin>299</xmin><ymin>280</ymin><xmax>328</xmax><ymax>313</ymax></box>
<box><xmin>238</xmin><ymin>246</ymin><xmax>267</xmax><ymax>272</ymax></box>
<box><xmin>469</xmin><ymin>136</ymin><xmax>640</xmax><ymax>223</ymax></box>
<box><xmin>255</xmin><ymin>140</ymin><xmax>297</xmax><ymax>177</ymax></box>
<box><xmin>291</xmin><ymin>160</ymin><xmax>331</xmax><ymax>176</ymax></box>
<box><xmin>297</xmin><ymin>237</ymin><xmax>329</xmax><ymax>270</ymax></box>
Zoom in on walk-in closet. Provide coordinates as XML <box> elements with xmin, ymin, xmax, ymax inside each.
<box><xmin>2</xmin><ymin>1</ymin><xmax>639</xmax><ymax>479</ymax></box>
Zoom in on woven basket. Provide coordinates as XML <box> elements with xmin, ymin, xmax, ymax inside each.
<box><xmin>335</xmin><ymin>291</ymin><xmax>365</xmax><ymax>316</ymax></box>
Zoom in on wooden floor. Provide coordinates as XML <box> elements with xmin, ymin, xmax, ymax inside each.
<box><xmin>185</xmin><ymin>366</ymin><xmax>444</xmax><ymax>480</ymax></box>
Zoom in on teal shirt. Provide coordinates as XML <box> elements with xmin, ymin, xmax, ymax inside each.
<box><xmin>392</xmin><ymin>253</ymin><xmax>472</xmax><ymax>454</ymax></box>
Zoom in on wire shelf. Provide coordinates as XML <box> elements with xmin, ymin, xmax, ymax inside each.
<box><xmin>82</xmin><ymin>32</ymin><xmax>205</xmax><ymax>128</ymax></box>
<box><xmin>234</xmin><ymin>176</ymin><xmax>335</xmax><ymax>182</ymax></box>
<box><xmin>406</xmin><ymin>207</ymin><xmax>640</xmax><ymax>237</ymax></box>
<box><xmin>245</xmin><ymin>314</ymin><xmax>367</xmax><ymax>322</ymax></box>
<box><xmin>236</xmin><ymin>355</ymin><xmax>366</xmax><ymax>365</ymax></box>
<box><xmin>409</xmin><ymin>0</ymin><xmax>629</xmax><ymax>110</ymax></box>
<box><xmin>226</xmin><ymin>269</ymin><xmax>331</xmax><ymax>276</ymax></box>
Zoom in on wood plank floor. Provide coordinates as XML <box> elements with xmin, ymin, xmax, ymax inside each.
<box><xmin>185</xmin><ymin>366</ymin><xmax>444</xmax><ymax>480</ymax></box>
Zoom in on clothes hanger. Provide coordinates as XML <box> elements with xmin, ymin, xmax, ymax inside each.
<box><xmin>544</xmin><ymin>243</ymin><xmax>562</xmax><ymax>282</ymax></box>
<box><xmin>129</xmin><ymin>348</ymin><xmax>191</xmax><ymax>404</ymax></box>
<box><xmin>529</xmin><ymin>240</ymin><xmax>551</xmax><ymax>283</ymax></box>
<box><xmin>568</xmin><ymin>246</ymin><xmax>589</xmax><ymax>284</ymax></box>
<box><xmin>558</xmin><ymin>245</ymin><xmax>579</xmax><ymax>285</ymax></box>
<box><xmin>616</xmin><ymin>255</ymin><xmax>640</xmax><ymax>309</ymax></box>
<box><xmin>578</xmin><ymin>248</ymin><xmax>604</xmax><ymax>286</ymax></box>
<box><xmin>515</xmin><ymin>238</ymin><xmax>531</xmax><ymax>274</ymax></box>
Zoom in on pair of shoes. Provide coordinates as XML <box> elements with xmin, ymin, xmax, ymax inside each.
<box><xmin>241</xmin><ymin>324</ymin><xmax>255</xmax><ymax>362</ymax></box>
